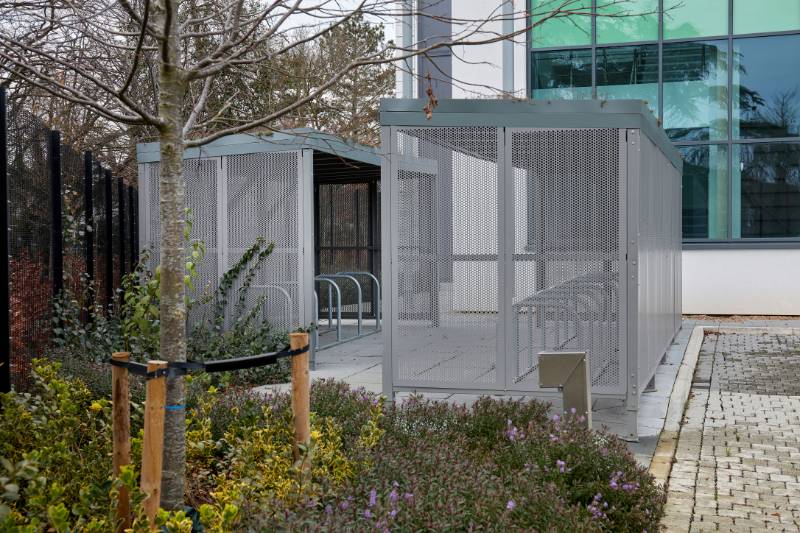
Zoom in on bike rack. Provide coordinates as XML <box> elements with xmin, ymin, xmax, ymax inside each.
<box><xmin>317</xmin><ymin>274</ymin><xmax>363</xmax><ymax>336</ymax></box>
<box><xmin>336</xmin><ymin>271</ymin><xmax>381</xmax><ymax>330</ymax></box>
<box><xmin>252</xmin><ymin>284</ymin><xmax>294</xmax><ymax>330</ymax></box>
<box><xmin>314</xmin><ymin>276</ymin><xmax>343</xmax><ymax>341</ymax></box>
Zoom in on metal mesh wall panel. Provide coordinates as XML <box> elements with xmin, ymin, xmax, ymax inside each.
<box><xmin>510</xmin><ymin>129</ymin><xmax>623</xmax><ymax>394</ymax></box>
<box><xmin>226</xmin><ymin>152</ymin><xmax>300</xmax><ymax>332</ymax></box>
<box><xmin>184</xmin><ymin>159</ymin><xmax>218</xmax><ymax>323</ymax></box>
<box><xmin>636</xmin><ymin>132</ymin><xmax>682</xmax><ymax>391</ymax></box>
<box><xmin>393</xmin><ymin>127</ymin><xmax>500</xmax><ymax>388</ymax></box>
<box><xmin>139</xmin><ymin>151</ymin><xmax>304</xmax><ymax>335</ymax></box>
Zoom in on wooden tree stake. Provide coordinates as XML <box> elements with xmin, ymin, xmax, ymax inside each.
<box><xmin>111</xmin><ymin>352</ymin><xmax>131</xmax><ymax>531</ymax></box>
<box><xmin>290</xmin><ymin>332</ymin><xmax>311</xmax><ymax>460</ymax></box>
<box><xmin>141</xmin><ymin>360</ymin><xmax>167</xmax><ymax>527</ymax></box>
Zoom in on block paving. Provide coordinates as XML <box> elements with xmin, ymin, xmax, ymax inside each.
<box><xmin>663</xmin><ymin>332</ymin><xmax>800</xmax><ymax>532</ymax></box>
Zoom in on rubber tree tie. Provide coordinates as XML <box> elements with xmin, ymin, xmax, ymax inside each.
<box><xmin>106</xmin><ymin>344</ymin><xmax>309</xmax><ymax>380</ymax></box>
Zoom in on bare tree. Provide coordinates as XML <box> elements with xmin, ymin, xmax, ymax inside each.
<box><xmin>0</xmin><ymin>0</ymin><xmax>609</xmax><ymax>509</ymax></box>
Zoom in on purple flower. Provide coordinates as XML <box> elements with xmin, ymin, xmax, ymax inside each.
<box><xmin>506</xmin><ymin>499</ymin><xmax>516</xmax><ymax>511</ymax></box>
<box><xmin>325</xmin><ymin>504</ymin><xmax>333</xmax><ymax>515</ymax></box>
<box><xmin>552</xmin><ymin>414</ymin><xmax>560</xmax><ymax>422</ymax></box>
<box><xmin>389</xmin><ymin>489</ymin><xmax>399</xmax><ymax>504</ymax></box>
<box><xmin>340</xmin><ymin>500</ymin><xmax>350</xmax><ymax>511</ymax></box>
<box><xmin>364</xmin><ymin>509</ymin><xmax>372</xmax><ymax>519</ymax></box>
<box><xmin>570</xmin><ymin>407</ymin><xmax>577</xmax><ymax>414</ymax></box>
<box><xmin>369</xmin><ymin>489</ymin><xmax>377</xmax><ymax>507</ymax></box>
<box><xmin>549</xmin><ymin>433</ymin><xmax>559</xmax><ymax>442</ymax></box>
<box><xmin>403</xmin><ymin>492</ymin><xmax>414</xmax><ymax>503</ymax></box>
<box><xmin>505</xmin><ymin>420</ymin><xmax>519</xmax><ymax>441</ymax></box>
<box><xmin>556</xmin><ymin>459</ymin><xmax>566</xmax><ymax>473</ymax></box>
<box><xmin>390</xmin><ymin>509</ymin><xmax>398</xmax><ymax>518</ymax></box>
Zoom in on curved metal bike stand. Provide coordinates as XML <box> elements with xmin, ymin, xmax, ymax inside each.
<box><xmin>317</xmin><ymin>274</ymin><xmax>363</xmax><ymax>336</ymax></box>
<box><xmin>314</xmin><ymin>276</ymin><xmax>343</xmax><ymax>341</ymax></box>
<box><xmin>336</xmin><ymin>271</ymin><xmax>381</xmax><ymax>330</ymax></box>
<box><xmin>252</xmin><ymin>284</ymin><xmax>294</xmax><ymax>330</ymax></box>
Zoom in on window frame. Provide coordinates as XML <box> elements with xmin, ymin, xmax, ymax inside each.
<box><xmin>526</xmin><ymin>0</ymin><xmax>800</xmax><ymax>246</ymax></box>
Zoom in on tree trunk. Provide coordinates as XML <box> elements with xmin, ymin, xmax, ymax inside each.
<box><xmin>154</xmin><ymin>0</ymin><xmax>187</xmax><ymax>510</ymax></box>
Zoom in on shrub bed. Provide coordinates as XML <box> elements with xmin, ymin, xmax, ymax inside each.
<box><xmin>0</xmin><ymin>363</ymin><xmax>664</xmax><ymax>531</ymax></box>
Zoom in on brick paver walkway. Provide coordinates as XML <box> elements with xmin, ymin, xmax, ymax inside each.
<box><xmin>663</xmin><ymin>333</ymin><xmax>800</xmax><ymax>532</ymax></box>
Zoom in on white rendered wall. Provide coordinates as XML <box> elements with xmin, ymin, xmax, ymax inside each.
<box><xmin>682</xmin><ymin>249</ymin><xmax>800</xmax><ymax>315</ymax></box>
<box><xmin>448</xmin><ymin>0</ymin><xmax>527</xmax><ymax>98</ymax></box>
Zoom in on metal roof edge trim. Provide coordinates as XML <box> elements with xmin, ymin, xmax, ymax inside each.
<box><xmin>136</xmin><ymin>130</ymin><xmax>380</xmax><ymax>166</ymax></box>
<box><xmin>379</xmin><ymin>98</ymin><xmax>682</xmax><ymax>170</ymax></box>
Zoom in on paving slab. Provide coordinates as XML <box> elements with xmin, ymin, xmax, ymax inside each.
<box><xmin>662</xmin><ymin>330</ymin><xmax>800</xmax><ymax>532</ymax></box>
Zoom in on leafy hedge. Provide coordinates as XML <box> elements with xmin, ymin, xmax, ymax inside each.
<box><xmin>1</xmin><ymin>363</ymin><xmax>664</xmax><ymax>532</ymax></box>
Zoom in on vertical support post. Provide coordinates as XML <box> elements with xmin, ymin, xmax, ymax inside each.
<box><xmin>0</xmin><ymin>88</ymin><xmax>10</xmax><ymax>393</ymax></box>
<box><xmin>141</xmin><ymin>360</ymin><xmax>167</xmax><ymax>526</ymax></box>
<box><xmin>133</xmin><ymin>188</ymin><xmax>140</xmax><ymax>266</ymax></box>
<box><xmin>117</xmin><ymin>176</ymin><xmax>126</xmax><ymax>279</ymax></box>
<box><xmin>502</xmin><ymin>0</ymin><xmax>514</xmax><ymax>95</ymax></box>
<box><xmin>104</xmin><ymin>169</ymin><xmax>113</xmax><ymax>310</ymax></box>
<box><xmin>84</xmin><ymin>152</ymin><xmax>94</xmax><ymax>309</ymax></box>
<box><xmin>127</xmin><ymin>185</ymin><xmax>136</xmax><ymax>270</ymax></box>
<box><xmin>48</xmin><ymin>130</ymin><xmax>63</xmax><ymax>299</ymax></box>
<box><xmin>290</xmin><ymin>332</ymin><xmax>310</xmax><ymax>461</ymax></box>
<box><xmin>111</xmin><ymin>352</ymin><xmax>131</xmax><ymax>531</ymax></box>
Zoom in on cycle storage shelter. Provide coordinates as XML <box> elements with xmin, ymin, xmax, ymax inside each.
<box><xmin>136</xmin><ymin>129</ymin><xmax>380</xmax><ymax>350</ymax></box>
<box><xmin>380</xmin><ymin>99</ymin><xmax>682</xmax><ymax>440</ymax></box>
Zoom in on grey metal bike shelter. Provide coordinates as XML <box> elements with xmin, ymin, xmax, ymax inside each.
<box><xmin>380</xmin><ymin>99</ymin><xmax>683</xmax><ymax>440</ymax></box>
<box><xmin>136</xmin><ymin>129</ymin><xmax>379</xmax><ymax>338</ymax></box>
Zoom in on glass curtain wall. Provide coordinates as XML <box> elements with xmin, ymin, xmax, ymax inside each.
<box><xmin>530</xmin><ymin>0</ymin><xmax>800</xmax><ymax>242</ymax></box>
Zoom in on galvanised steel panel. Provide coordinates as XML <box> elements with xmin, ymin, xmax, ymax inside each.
<box><xmin>391</xmin><ymin>126</ymin><xmax>502</xmax><ymax>390</ymax></box>
<box><xmin>138</xmin><ymin>150</ymin><xmax>311</xmax><ymax>334</ymax></box>
<box><xmin>506</xmin><ymin>128</ymin><xmax>626</xmax><ymax>396</ymax></box>
<box><xmin>382</xmin><ymin>102</ymin><xmax>682</xmax><ymax>440</ymax></box>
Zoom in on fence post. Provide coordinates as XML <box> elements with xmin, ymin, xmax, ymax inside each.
<box><xmin>104</xmin><ymin>169</ymin><xmax>113</xmax><ymax>310</ymax></box>
<box><xmin>290</xmin><ymin>332</ymin><xmax>311</xmax><ymax>461</ymax></box>
<box><xmin>48</xmin><ymin>130</ymin><xmax>63</xmax><ymax>300</ymax></box>
<box><xmin>127</xmin><ymin>185</ymin><xmax>136</xmax><ymax>270</ymax></box>
<box><xmin>141</xmin><ymin>360</ymin><xmax>167</xmax><ymax>527</ymax></box>
<box><xmin>111</xmin><ymin>351</ymin><xmax>131</xmax><ymax>530</ymax></box>
<box><xmin>83</xmin><ymin>152</ymin><xmax>94</xmax><ymax>312</ymax></box>
<box><xmin>117</xmin><ymin>176</ymin><xmax>126</xmax><ymax>279</ymax></box>
<box><xmin>133</xmin><ymin>188</ymin><xmax>139</xmax><ymax>266</ymax></box>
<box><xmin>0</xmin><ymin>88</ymin><xmax>9</xmax><ymax>393</ymax></box>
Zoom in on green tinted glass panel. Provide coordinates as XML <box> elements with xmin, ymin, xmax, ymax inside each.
<box><xmin>663</xmin><ymin>41</ymin><xmax>728</xmax><ymax>141</ymax></box>
<box><xmin>733</xmin><ymin>35</ymin><xmax>800</xmax><ymax>139</ymax></box>
<box><xmin>597</xmin><ymin>0</ymin><xmax>658</xmax><ymax>44</ymax></box>
<box><xmin>680</xmin><ymin>145</ymin><xmax>729</xmax><ymax>239</ymax></box>
<box><xmin>664</xmin><ymin>0</ymin><xmax>728</xmax><ymax>39</ymax></box>
<box><xmin>532</xmin><ymin>49</ymin><xmax>593</xmax><ymax>100</ymax></box>
<box><xmin>531</xmin><ymin>0</ymin><xmax>591</xmax><ymax>47</ymax></box>
<box><xmin>596</xmin><ymin>45</ymin><xmax>658</xmax><ymax>114</ymax></box>
<box><xmin>734</xmin><ymin>143</ymin><xmax>800</xmax><ymax>238</ymax></box>
<box><xmin>734</xmin><ymin>0</ymin><xmax>800</xmax><ymax>34</ymax></box>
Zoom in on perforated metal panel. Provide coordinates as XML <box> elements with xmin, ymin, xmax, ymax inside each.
<box><xmin>392</xmin><ymin>127</ymin><xmax>501</xmax><ymax>388</ymax></box>
<box><xmin>138</xmin><ymin>150</ymin><xmax>310</xmax><ymax>335</ymax></box>
<box><xmin>509</xmin><ymin>129</ymin><xmax>623</xmax><ymax>395</ymax></box>
<box><xmin>226</xmin><ymin>152</ymin><xmax>300</xmax><ymax>332</ymax></box>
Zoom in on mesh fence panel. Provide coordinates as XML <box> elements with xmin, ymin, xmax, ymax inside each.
<box><xmin>93</xmin><ymin>164</ymin><xmax>109</xmax><ymax>308</ymax></box>
<box><xmin>7</xmin><ymin>104</ymin><xmax>53</xmax><ymax>389</ymax></box>
<box><xmin>61</xmin><ymin>144</ymin><xmax>87</xmax><ymax>297</ymax></box>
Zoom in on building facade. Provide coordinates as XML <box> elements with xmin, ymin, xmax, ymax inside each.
<box><xmin>398</xmin><ymin>0</ymin><xmax>800</xmax><ymax>315</ymax></box>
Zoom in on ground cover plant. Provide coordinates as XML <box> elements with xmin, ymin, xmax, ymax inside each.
<box><xmin>0</xmin><ymin>361</ymin><xmax>664</xmax><ymax>531</ymax></box>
